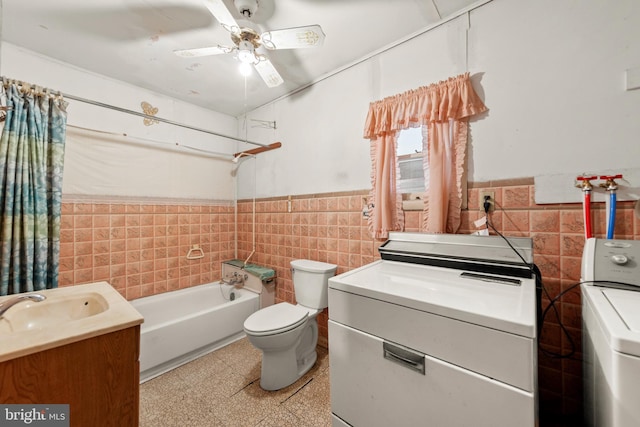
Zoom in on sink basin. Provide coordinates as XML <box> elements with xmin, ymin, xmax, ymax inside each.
<box><xmin>2</xmin><ymin>292</ymin><xmax>109</xmax><ymax>333</ymax></box>
<box><xmin>0</xmin><ymin>281</ymin><xmax>144</xmax><ymax>363</ymax></box>
<box><xmin>0</xmin><ymin>318</ymin><xmax>11</xmax><ymax>334</ymax></box>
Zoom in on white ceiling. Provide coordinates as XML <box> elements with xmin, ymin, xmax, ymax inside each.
<box><xmin>1</xmin><ymin>0</ymin><xmax>481</xmax><ymax>117</ymax></box>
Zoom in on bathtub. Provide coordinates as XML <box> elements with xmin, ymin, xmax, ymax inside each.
<box><xmin>131</xmin><ymin>282</ymin><xmax>260</xmax><ymax>382</ymax></box>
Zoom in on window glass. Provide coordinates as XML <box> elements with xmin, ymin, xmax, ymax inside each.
<box><xmin>396</xmin><ymin>127</ymin><xmax>423</xmax><ymax>156</ymax></box>
<box><xmin>396</xmin><ymin>127</ymin><xmax>426</xmax><ymax>194</ymax></box>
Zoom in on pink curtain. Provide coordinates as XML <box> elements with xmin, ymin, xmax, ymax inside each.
<box><xmin>367</xmin><ymin>133</ymin><xmax>404</xmax><ymax>239</ymax></box>
<box><xmin>364</xmin><ymin>73</ymin><xmax>487</xmax><ymax>237</ymax></box>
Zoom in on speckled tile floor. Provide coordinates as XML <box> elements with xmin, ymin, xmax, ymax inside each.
<box><xmin>139</xmin><ymin>337</ymin><xmax>332</xmax><ymax>427</ymax></box>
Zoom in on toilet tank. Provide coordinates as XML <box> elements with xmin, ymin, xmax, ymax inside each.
<box><xmin>291</xmin><ymin>259</ymin><xmax>337</xmax><ymax>310</ymax></box>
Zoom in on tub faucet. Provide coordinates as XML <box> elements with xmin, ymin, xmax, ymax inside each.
<box><xmin>220</xmin><ymin>272</ymin><xmax>248</xmax><ymax>286</ymax></box>
<box><xmin>0</xmin><ymin>294</ymin><xmax>46</xmax><ymax>319</ymax></box>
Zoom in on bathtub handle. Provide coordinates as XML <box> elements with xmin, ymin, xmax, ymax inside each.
<box><xmin>186</xmin><ymin>245</ymin><xmax>204</xmax><ymax>260</ymax></box>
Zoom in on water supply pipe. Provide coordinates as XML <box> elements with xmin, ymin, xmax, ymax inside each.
<box><xmin>599</xmin><ymin>174</ymin><xmax>622</xmax><ymax>239</ymax></box>
<box><xmin>576</xmin><ymin>176</ymin><xmax>596</xmax><ymax>239</ymax></box>
<box><xmin>231</xmin><ymin>154</ymin><xmax>257</xmax><ymax>265</ymax></box>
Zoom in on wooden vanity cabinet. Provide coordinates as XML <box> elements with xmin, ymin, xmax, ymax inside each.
<box><xmin>0</xmin><ymin>326</ymin><xmax>140</xmax><ymax>427</ymax></box>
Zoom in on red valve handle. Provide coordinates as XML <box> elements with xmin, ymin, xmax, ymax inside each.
<box><xmin>599</xmin><ymin>174</ymin><xmax>622</xmax><ymax>190</ymax></box>
<box><xmin>576</xmin><ymin>176</ymin><xmax>597</xmax><ymax>191</ymax></box>
<box><xmin>599</xmin><ymin>174</ymin><xmax>623</xmax><ymax>180</ymax></box>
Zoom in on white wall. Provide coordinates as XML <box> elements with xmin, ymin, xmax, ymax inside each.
<box><xmin>239</xmin><ymin>0</ymin><xmax>640</xmax><ymax>199</ymax></box>
<box><xmin>1</xmin><ymin>43</ymin><xmax>240</xmax><ymax>200</ymax></box>
<box><xmin>469</xmin><ymin>0</ymin><xmax>640</xmax><ymax>182</ymax></box>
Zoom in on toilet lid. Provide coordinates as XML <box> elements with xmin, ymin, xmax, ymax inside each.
<box><xmin>244</xmin><ymin>302</ymin><xmax>309</xmax><ymax>336</ymax></box>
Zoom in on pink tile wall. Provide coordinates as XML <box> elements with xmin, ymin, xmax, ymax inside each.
<box><xmin>60</xmin><ymin>200</ymin><xmax>235</xmax><ymax>300</ymax></box>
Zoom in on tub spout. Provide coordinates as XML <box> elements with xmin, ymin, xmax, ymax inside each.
<box><xmin>0</xmin><ymin>293</ymin><xmax>46</xmax><ymax>318</ymax></box>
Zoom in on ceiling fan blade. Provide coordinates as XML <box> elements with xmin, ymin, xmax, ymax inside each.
<box><xmin>254</xmin><ymin>59</ymin><xmax>284</xmax><ymax>88</ymax></box>
<box><xmin>203</xmin><ymin>0</ymin><xmax>239</xmax><ymax>32</ymax></box>
<box><xmin>261</xmin><ymin>25</ymin><xmax>325</xmax><ymax>50</ymax></box>
<box><xmin>174</xmin><ymin>45</ymin><xmax>232</xmax><ymax>57</ymax></box>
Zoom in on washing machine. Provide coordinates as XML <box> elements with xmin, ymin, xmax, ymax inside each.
<box><xmin>582</xmin><ymin>238</ymin><xmax>640</xmax><ymax>427</ymax></box>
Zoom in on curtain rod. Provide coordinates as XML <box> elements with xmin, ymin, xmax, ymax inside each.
<box><xmin>61</xmin><ymin>93</ymin><xmax>269</xmax><ymax>148</ymax></box>
<box><xmin>2</xmin><ymin>76</ymin><xmax>268</xmax><ymax>147</ymax></box>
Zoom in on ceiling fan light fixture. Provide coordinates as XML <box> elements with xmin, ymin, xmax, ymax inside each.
<box><xmin>237</xmin><ymin>40</ymin><xmax>256</xmax><ymax>63</ymax></box>
<box><xmin>238</xmin><ymin>61</ymin><xmax>253</xmax><ymax>76</ymax></box>
<box><xmin>237</xmin><ymin>50</ymin><xmax>255</xmax><ymax>63</ymax></box>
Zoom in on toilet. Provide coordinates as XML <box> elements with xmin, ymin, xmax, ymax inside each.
<box><xmin>243</xmin><ymin>259</ymin><xmax>337</xmax><ymax>391</ymax></box>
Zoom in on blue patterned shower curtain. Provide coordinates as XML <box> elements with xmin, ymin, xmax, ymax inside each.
<box><xmin>0</xmin><ymin>82</ymin><xmax>67</xmax><ymax>296</ymax></box>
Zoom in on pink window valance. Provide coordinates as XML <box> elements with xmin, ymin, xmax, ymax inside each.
<box><xmin>364</xmin><ymin>73</ymin><xmax>487</xmax><ymax>238</ymax></box>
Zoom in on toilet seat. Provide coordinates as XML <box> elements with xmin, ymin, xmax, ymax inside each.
<box><xmin>244</xmin><ymin>303</ymin><xmax>310</xmax><ymax>336</ymax></box>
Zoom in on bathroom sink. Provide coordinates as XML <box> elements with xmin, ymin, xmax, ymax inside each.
<box><xmin>0</xmin><ymin>318</ymin><xmax>11</xmax><ymax>334</ymax></box>
<box><xmin>2</xmin><ymin>292</ymin><xmax>109</xmax><ymax>333</ymax></box>
<box><xmin>0</xmin><ymin>281</ymin><xmax>143</xmax><ymax>363</ymax></box>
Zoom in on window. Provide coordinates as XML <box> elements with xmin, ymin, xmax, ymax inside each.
<box><xmin>396</xmin><ymin>126</ymin><xmax>427</xmax><ymax>194</ymax></box>
<box><xmin>364</xmin><ymin>73</ymin><xmax>486</xmax><ymax>235</ymax></box>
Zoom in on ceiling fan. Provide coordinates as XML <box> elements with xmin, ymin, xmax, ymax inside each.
<box><xmin>174</xmin><ymin>0</ymin><xmax>326</xmax><ymax>88</ymax></box>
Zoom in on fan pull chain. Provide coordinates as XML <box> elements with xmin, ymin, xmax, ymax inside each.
<box><xmin>243</xmin><ymin>75</ymin><xmax>248</xmax><ymax>143</ymax></box>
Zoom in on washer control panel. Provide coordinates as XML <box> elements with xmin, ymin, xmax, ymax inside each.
<box><xmin>582</xmin><ymin>238</ymin><xmax>640</xmax><ymax>287</ymax></box>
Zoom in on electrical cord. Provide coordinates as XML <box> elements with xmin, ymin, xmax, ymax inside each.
<box><xmin>483</xmin><ymin>197</ymin><xmax>492</xmax><ymax>217</ymax></box>
<box><xmin>482</xmin><ymin>195</ymin><xmax>578</xmax><ymax>359</ymax></box>
<box><xmin>536</xmin><ymin>279</ymin><xmax>637</xmax><ymax>359</ymax></box>
<box><xmin>537</xmin><ymin>281</ymin><xmax>579</xmax><ymax>359</ymax></box>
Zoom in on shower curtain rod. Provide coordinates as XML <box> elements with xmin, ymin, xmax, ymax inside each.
<box><xmin>2</xmin><ymin>76</ymin><xmax>268</xmax><ymax>146</ymax></box>
<box><xmin>1</xmin><ymin>76</ymin><xmax>266</xmax><ymax>146</ymax></box>
<box><xmin>61</xmin><ymin>93</ymin><xmax>269</xmax><ymax>148</ymax></box>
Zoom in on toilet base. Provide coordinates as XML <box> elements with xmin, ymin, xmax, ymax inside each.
<box><xmin>259</xmin><ymin>347</ymin><xmax>317</xmax><ymax>391</ymax></box>
<box><xmin>257</xmin><ymin>320</ymin><xmax>319</xmax><ymax>391</ymax></box>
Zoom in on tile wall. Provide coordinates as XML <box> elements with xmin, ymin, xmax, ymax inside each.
<box><xmin>59</xmin><ymin>181</ymin><xmax>640</xmax><ymax>422</ymax></box>
<box><xmin>59</xmin><ymin>198</ymin><xmax>236</xmax><ymax>299</ymax></box>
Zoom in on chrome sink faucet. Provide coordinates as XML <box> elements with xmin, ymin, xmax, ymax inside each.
<box><xmin>0</xmin><ymin>294</ymin><xmax>46</xmax><ymax>318</ymax></box>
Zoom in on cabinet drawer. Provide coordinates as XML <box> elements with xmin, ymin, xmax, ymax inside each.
<box><xmin>329</xmin><ymin>321</ymin><xmax>535</xmax><ymax>427</ymax></box>
<box><xmin>328</xmin><ymin>288</ymin><xmax>535</xmax><ymax>392</ymax></box>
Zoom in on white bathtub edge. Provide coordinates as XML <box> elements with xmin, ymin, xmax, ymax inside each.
<box><xmin>140</xmin><ymin>332</ymin><xmax>247</xmax><ymax>383</ymax></box>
